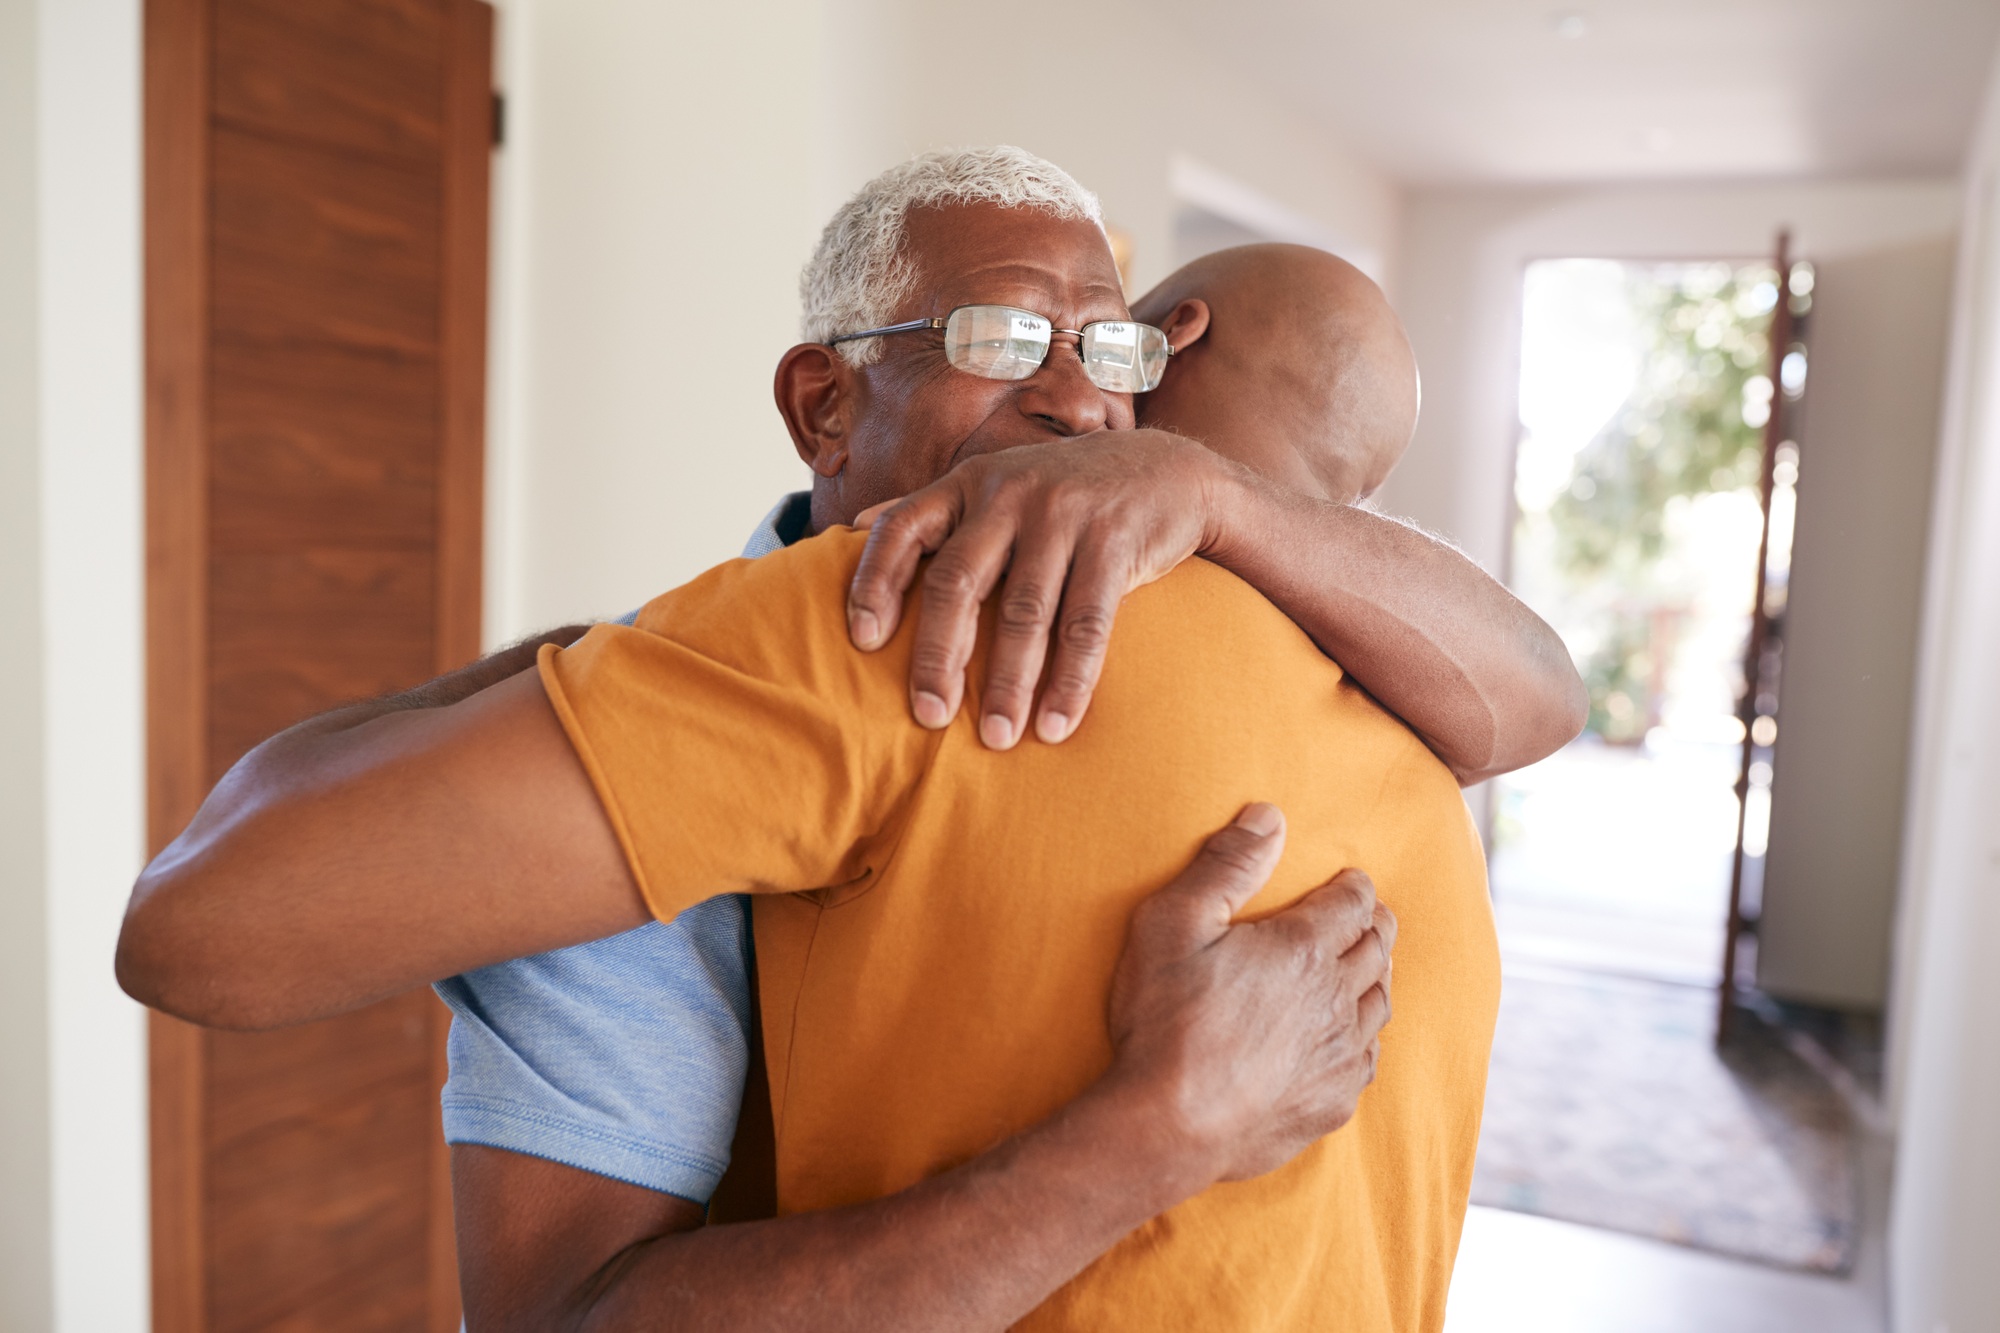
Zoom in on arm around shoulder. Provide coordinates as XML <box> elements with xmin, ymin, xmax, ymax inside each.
<box><xmin>117</xmin><ymin>665</ymin><xmax>649</xmax><ymax>1029</ymax></box>
<box><xmin>1199</xmin><ymin>461</ymin><xmax>1588</xmax><ymax>784</ymax></box>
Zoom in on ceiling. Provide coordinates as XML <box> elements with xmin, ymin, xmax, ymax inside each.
<box><xmin>1157</xmin><ymin>0</ymin><xmax>2000</xmax><ymax>184</ymax></box>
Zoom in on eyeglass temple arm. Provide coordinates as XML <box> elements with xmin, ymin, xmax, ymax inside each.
<box><xmin>826</xmin><ymin>317</ymin><xmax>943</xmax><ymax>346</ymax></box>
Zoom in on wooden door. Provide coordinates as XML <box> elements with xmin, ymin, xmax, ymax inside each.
<box><xmin>144</xmin><ymin>1</ymin><xmax>494</xmax><ymax>1328</ymax></box>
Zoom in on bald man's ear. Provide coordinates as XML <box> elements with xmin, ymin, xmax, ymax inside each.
<box><xmin>774</xmin><ymin>343</ymin><xmax>861</xmax><ymax>478</ymax></box>
<box><xmin>1155</xmin><ymin>298</ymin><xmax>1211</xmax><ymax>354</ymax></box>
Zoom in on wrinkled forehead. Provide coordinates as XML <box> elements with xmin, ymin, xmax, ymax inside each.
<box><xmin>897</xmin><ymin>203</ymin><xmax>1129</xmax><ymax>325</ymax></box>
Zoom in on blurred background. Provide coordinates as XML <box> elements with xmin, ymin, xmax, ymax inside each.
<box><xmin>6</xmin><ymin>1</ymin><xmax>2000</xmax><ymax>1330</ymax></box>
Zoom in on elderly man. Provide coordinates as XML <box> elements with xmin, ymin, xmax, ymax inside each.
<box><xmin>118</xmin><ymin>149</ymin><xmax>1581</xmax><ymax>1329</ymax></box>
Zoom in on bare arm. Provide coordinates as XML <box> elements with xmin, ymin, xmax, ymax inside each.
<box><xmin>456</xmin><ymin>810</ymin><xmax>1397</xmax><ymax>1332</ymax></box>
<box><xmin>116</xmin><ymin>672</ymin><xmax>1398</xmax><ymax>1328</ymax></box>
<box><xmin>1200</xmin><ymin>461</ymin><xmax>1588</xmax><ymax>784</ymax></box>
<box><xmin>844</xmin><ymin>430</ymin><xmax>1587</xmax><ymax>785</ymax></box>
<box><xmin>115</xmin><ymin>650</ymin><xmax>647</xmax><ymax>1029</ymax></box>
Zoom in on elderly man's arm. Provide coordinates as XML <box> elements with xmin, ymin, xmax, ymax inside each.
<box><xmin>458</xmin><ymin>811</ymin><xmax>1395</xmax><ymax>1332</ymax></box>
<box><xmin>845</xmin><ymin>430</ymin><xmax>1587</xmax><ymax>785</ymax></box>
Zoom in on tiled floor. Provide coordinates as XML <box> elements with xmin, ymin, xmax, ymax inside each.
<box><xmin>1445</xmin><ymin>1128</ymin><xmax>1892</xmax><ymax>1333</ymax></box>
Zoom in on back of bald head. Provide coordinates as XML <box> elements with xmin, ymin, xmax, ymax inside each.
<box><xmin>1131</xmin><ymin>244</ymin><xmax>1419</xmax><ymax>504</ymax></box>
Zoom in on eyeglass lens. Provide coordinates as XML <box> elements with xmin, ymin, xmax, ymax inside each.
<box><xmin>1080</xmin><ymin>321</ymin><xmax>1170</xmax><ymax>395</ymax></box>
<box><xmin>944</xmin><ymin>306</ymin><xmax>1050</xmax><ymax>382</ymax></box>
<box><xmin>941</xmin><ymin>305</ymin><xmax>1169</xmax><ymax>393</ymax></box>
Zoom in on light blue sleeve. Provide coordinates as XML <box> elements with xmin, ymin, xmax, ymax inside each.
<box><xmin>434</xmin><ymin>895</ymin><xmax>753</xmax><ymax>1203</ymax></box>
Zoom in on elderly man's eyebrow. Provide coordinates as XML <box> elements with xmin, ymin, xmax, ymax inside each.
<box><xmin>943</xmin><ymin>259</ymin><xmax>1124</xmax><ymax>294</ymax></box>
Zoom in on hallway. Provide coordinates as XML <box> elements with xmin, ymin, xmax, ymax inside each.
<box><xmin>1447</xmin><ymin>1169</ymin><xmax>1888</xmax><ymax>1333</ymax></box>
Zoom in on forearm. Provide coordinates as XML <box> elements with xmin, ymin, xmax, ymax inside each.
<box><xmin>1202</xmin><ymin>463</ymin><xmax>1586</xmax><ymax>783</ymax></box>
<box><xmin>585</xmin><ymin>1076</ymin><xmax>1196</xmax><ymax>1332</ymax></box>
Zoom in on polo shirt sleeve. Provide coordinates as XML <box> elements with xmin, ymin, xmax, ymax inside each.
<box><xmin>538</xmin><ymin>529</ymin><xmax>936</xmax><ymax>924</ymax></box>
<box><xmin>433</xmin><ymin>899</ymin><xmax>752</xmax><ymax>1203</ymax></box>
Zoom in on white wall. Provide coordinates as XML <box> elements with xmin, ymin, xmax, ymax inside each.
<box><xmin>483</xmin><ymin>0</ymin><xmax>826</xmax><ymax>639</ymax></box>
<box><xmin>0</xmin><ymin>0</ymin><xmax>54</xmax><ymax>1326</ymax></box>
<box><xmin>0</xmin><ymin>0</ymin><xmax>151</xmax><ymax>1328</ymax></box>
<box><xmin>1757</xmin><ymin>237</ymin><xmax>1955</xmax><ymax>1011</ymax></box>
<box><xmin>483</xmin><ymin>0</ymin><xmax>1402</xmax><ymax>638</ymax></box>
<box><xmin>1382</xmin><ymin>178</ymin><xmax>1961</xmax><ymax>571</ymax></box>
<box><xmin>1384</xmin><ymin>179</ymin><xmax>1960</xmax><ymax>836</ymax></box>
<box><xmin>1886</xmin><ymin>42</ymin><xmax>2000</xmax><ymax>1333</ymax></box>
<box><xmin>816</xmin><ymin>0</ymin><xmax>1401</xmax><ymax>299</ymax></box>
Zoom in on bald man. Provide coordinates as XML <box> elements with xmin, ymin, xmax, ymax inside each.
<box><xmin>1133</xmin><ymin>242</ymin><xmax>1417</xmax><ymax>502</ymax></box>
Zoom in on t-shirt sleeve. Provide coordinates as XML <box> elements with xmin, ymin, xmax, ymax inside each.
<box><xmin>538</xmin><ymin>528</ymin><xmax>936</xmax><ymax>924</ymax></box>
<box><xmin>433</xmin><ymin>898</ymin><xmax>753</xmax><ymax>1203</ymax></box>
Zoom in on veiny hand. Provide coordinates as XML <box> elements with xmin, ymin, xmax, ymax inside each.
<box><xmin>846</xmin><ymin>429</ymin><xmax>1227</xmax><ymax>750</ymax></box>
<box><xmin>1101</xmin><ymin>802</ymin><xmax>1396</xmax><ymax>1189</ymax></box>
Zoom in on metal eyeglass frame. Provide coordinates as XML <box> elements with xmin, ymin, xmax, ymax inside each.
<box><xmin>825</xmin><ymin>304</ymin><xmax>1175</xmax><ymax>389</ymax></box>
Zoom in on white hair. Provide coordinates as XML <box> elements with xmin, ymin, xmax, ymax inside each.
<box><xmin>800</xmin><ymin>146</ymin><xmax>1104</xmax><ymax>365</ymax></box>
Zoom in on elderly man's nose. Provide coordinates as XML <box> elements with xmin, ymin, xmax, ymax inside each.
<box><xmin>1017</xmin><ymin>341</ymin><xmax>1112</xmax><ymax>436</ymax></box>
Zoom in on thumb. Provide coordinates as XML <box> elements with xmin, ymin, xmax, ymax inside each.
<box><xmin>1132</xmin><ymin>804</ymin><xmax>1287</xmax><ymax>957</ymax></box>
<box><xmin>852</xmin><ymin>498</ymin><xmax>898</xmax><ymax>530</ymax></box>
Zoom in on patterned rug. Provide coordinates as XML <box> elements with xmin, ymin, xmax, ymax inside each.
<box><xmin>1469</xmin><ymin>967</ymin><xmax>1858</xmax><ymax>1273</ymax></box>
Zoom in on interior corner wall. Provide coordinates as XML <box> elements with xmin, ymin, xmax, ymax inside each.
<box><xmin>0</xmin><ymin>0</ymin><xmax>54</xmax><ymax>1327</ymax></box>
<box><xmin>482</xmin><ymin>0</ymin><xmax>825</xmax><ymax>640</ymax></box>
<box><xmin>1886</xmin><ymin>41</ymin><xmax>2000</xmax><ymax>1333</ymax></box>
<box><xmin>815</xmin><ymin>0</ymin><xmax>1402</xmax><ymax>302</ymax></box>
<box><xmin>6</xmin><ymin>0</ymin><xmax>151</xmax><ymax>1329</ymax></box>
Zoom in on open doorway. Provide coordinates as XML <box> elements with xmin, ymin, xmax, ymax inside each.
<box><xmin>1490</xmin><ymin>257</ymin><xmax>1793</xmax><ymax>986</ymax></box>
<box><xmin>1467</xmin><ymin>257</ymin><xmax>1867</xmax><ymax>1278</ymax></box>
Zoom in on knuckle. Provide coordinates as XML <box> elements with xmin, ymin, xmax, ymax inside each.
<box><xmin>1058</xmin><ymin>607</ymin><xmax>1113</xmax><ymax>654</ymax></box>
<box><xmin>996</xmin><ymin>587</ymin><xmax>1055</xmax><ymax>634</ymax></box>
<box><xmin>879</xmin><ymin>502</ymin><xmax>924</xmax><ymax>536</ymax></box>
<box><xmin>1201</xmin><ymin>834</ymin><xmax>1267</xmax><ymax>879</ymax></box>
<box><xmin>923</xmin><ymin>557</ymin><xmax>981</xmax><ymax>602</ymax></box>
<box><xmin>908</xmin><ymin>644</ymin><xmax>958</xmax><ymax>681</ymax></box>
<box><xmin>1267</xmin><ymin>912</ymin><xmax>1315</xmax><ymax>953</ymax></box>
<box><xmin>982</xmin><ymin>667</ymin><xmax>1033</xmax><ymax>706</ymax></box>
<box><xmin>1043</xmin><ymin>661</ymin><xmax>1098</xmax><ymax>704</ymax></box>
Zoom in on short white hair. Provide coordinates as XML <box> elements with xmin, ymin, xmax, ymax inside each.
<box><xmin>800</xmin><ymin>146</ymin><xmax>1104</xmax><ymax>366</ymax></box>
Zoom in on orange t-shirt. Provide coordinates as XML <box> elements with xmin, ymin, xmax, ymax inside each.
<box><xmin>540</xmin><ymin>527</ymin><xmax>1500</xmax><ymax>1332</ymax></box>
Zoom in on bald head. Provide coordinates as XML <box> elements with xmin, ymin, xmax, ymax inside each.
<box><xmin>1132</xmin><ymin>244</ymin><xmax>1419</xmax><ymax>504</ymax></box>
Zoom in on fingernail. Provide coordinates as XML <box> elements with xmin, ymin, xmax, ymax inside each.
<box><xmin>849</xmin><ymin>607</ymin><xmax>882</xmax><ymax>649</ymax></box>
<box><xmin>1234</xmin><ymin>803</ymin><xmax>1282</xmax><ymax>837</ymax></box>
<box><xmin>1036</xmin><ymin>711</ymin><xmax>1072</xmax><ymax>744</ymax></box>
<box><xmin>913</xmin><ymin>691</ymin><xmax>952</xmax><ymax>729</ymax></box>
<box><xmin>980</xmin><ymin>713</ymin><xmax>1017</xmax><ymax>749</ymax></box>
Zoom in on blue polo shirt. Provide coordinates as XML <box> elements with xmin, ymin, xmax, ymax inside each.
<box><xmin>434</xmin><ymin>492</ymin><xmax>811</xmax><ymax>1203</ymax></box>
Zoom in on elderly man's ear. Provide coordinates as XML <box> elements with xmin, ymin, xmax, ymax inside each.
<box><xmin>775</xmin><ymin>343</ymin><xmax>861</xmax><ymax>478</ymax></box>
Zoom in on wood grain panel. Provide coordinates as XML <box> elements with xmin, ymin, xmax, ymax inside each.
<box><xmin>204</xmin><ymin>993</ymin><xmax>436</xmax><ymax>1149</ymax></box>
<box><xmin>207</xmin><ymin>547</ymin><xmax>436</xmax><ymax>773</ymax></box>
<box><xmin>210</xmin><ymin>125</ymin><xmax>441</xmax><ymax>357</ymax></box>
<box><xmin>209</xmin><ymin>337</ymin><xmax>439</xmax><ymax>552</ymax></box>
<box><xmin>149</xmin><ymin>1</ymin><xmax>492</xmax><ymax>1327</ymax></box>
<box><xmin>206</xmin><ymin>1063</ymin><xmax>434</xmax><ymax>1332</ymax></box>
<box><xmin>213</xmin><ymin>0</ymin><xmax>445</xmax><ymax>165</ymax></box>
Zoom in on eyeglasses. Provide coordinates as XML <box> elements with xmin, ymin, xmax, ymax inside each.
<box><xmin>828</xmin><ymin>304</ymin><xmax>1174</xmax><ymax>394</ymax></box>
